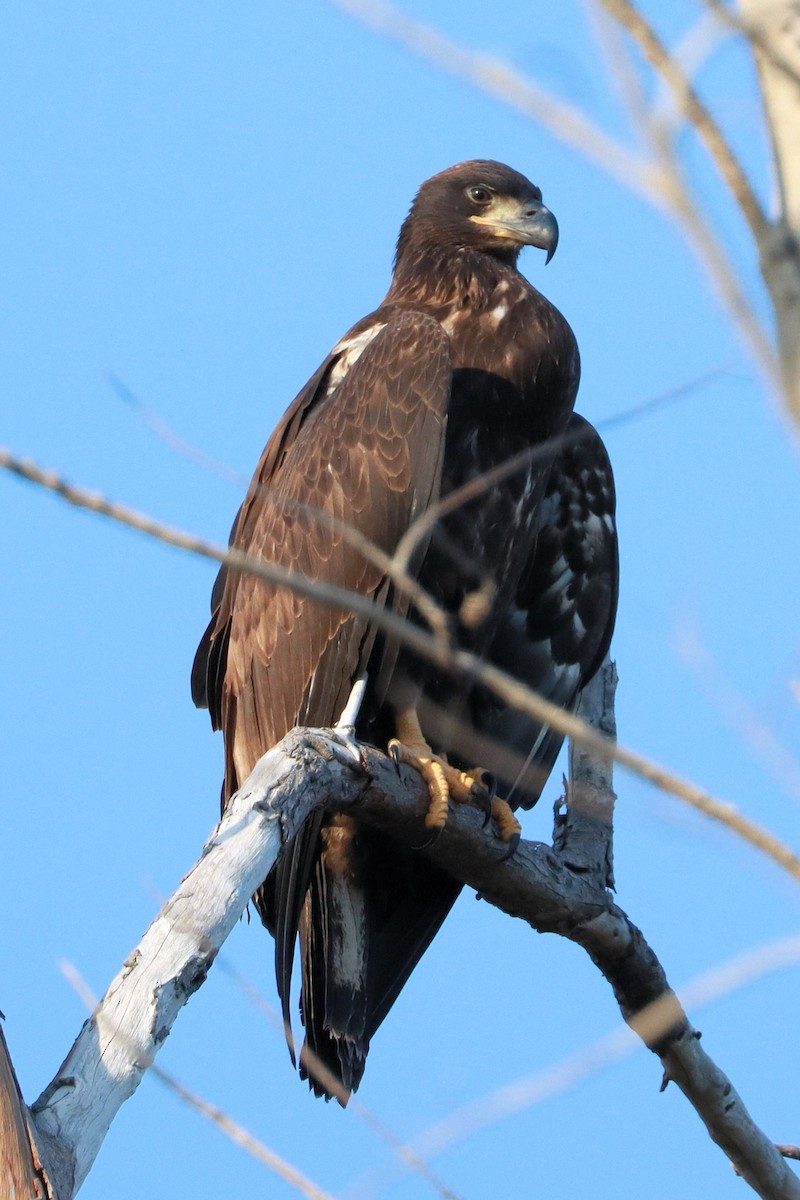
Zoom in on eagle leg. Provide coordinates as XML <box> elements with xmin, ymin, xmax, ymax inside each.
<box><xmin>388</xmin><ymin>708</ymin><xmax>521</xmax><ymax>843</ymax></box>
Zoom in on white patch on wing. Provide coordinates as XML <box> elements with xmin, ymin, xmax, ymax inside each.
<box><xmin>541</xmin><ymin>555</ymin><xmax>571</xmax><ymax>597</ymax></box>
<box><xmin>326</xmin><ymin>324</ymin><xmax>387</xmax><ymax>393</ymax></box>
<box><xmin>508</xmin><ymin>470</ymin><xmax>537</xmax><ymax>547</ymax></box>
<box><xmin>584</xmin><ymin>512</ymin><xmax>605</xmax><ymax>538</ymax></box>
<box><xmin>488</xmin><ymin>301</ymin><xmax>509</xmax><ymax>325</ymax></box>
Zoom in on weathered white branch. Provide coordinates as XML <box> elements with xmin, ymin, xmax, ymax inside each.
<box><xmin>30</xmin><ymin>736</ymin><xmax>361</xmax><ymax>1198</ymax></box>
<box><xmin>559</xmin><ymin>658</ymin><xmax>618</xmax><ymax>885</ymax></box>
<box><xmin>26</xmin><ymin>725</ymin><xmax>800</xmax><ymax>1199</ymax></box>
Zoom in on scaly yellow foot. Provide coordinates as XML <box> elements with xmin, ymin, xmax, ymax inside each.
<box><xmin>388</xmin><ymin>707</ymin><xmax>519</xmax><ymax>845</ymax></box>
<box><xmin>491</xmin><ymin>796</ymin><xmax>522</xmax><ymax>843</ymax></box>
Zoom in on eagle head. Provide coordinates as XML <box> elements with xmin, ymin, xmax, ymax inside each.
<box><xmin>395</xmin><ymin>160</ymin><xmax>559</xmax><ymax>267</ymax></box>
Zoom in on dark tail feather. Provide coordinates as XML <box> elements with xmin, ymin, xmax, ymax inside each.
<box><xmin>298</xmin><ymin>817</ymin><xmax>370</xmax><ymax>1104</ymax></box>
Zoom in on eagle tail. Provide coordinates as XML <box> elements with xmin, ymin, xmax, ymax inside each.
<box><xmin>297</xmin><ymin>816</ymin><xmax>370</xmax><ymax>1104</ymax></box>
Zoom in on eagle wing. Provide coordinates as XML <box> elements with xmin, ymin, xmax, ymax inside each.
<box><xmin>484</xmin><ymin>412</ymin><xmax>619</xmax><ymax>807</ymax></box>
<box><xmin>193</xmin><ymin>311</ymin><xmax>451</xmax><ymax>785</ymax></box>
<box><xmin>192</xmin><ymin>311</ymin><xmax>452</xmax><ymax>1090</ymax></box>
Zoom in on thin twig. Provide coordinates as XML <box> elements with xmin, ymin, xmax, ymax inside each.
<box><xmin>332</xmin><ymin>0</ymin><xmax>781</xmax><ymax>394</ymax></box>
<box><xmin>218</xmin><ymin>961</ymin><xmax>464</xmax><ymax>1200</ymax></box>
<box><xmin>394</xmin><ymin>367</ymin><xmax>728</xmax><ymax>573</ymax></box>
<box><xmin>0</xmin><ymin>446</ymin><xmax>447</xmax><ymax>649</ymax></box>
<box><xmin>597</xmin><ymin>0</ymin><xmax>768</xmax><ymax>241</ymax></box>
<box><xmin>109</xmin><ymin>374</ymin><xmax>246</xmax><ymax>485</ymax></box>
<box><xmin>590</xmin><ymin>3</ymin><xmax>780</xmax><ymax>389</ymax></box>
<box><xmin>111</xmin><ymin>371</ymin><xmax>450</xmax><ymax>637</ymax></box>
<box><xmin>291</xmin><ymin>500</ymin><xmax>450</xmax><ymax>642</ymax></box>
<box><xmin>678</xmin><ymin>618</ymin><xmax>800</xmax><ymax>804</ymax></box>
<box><xmin>4</xmin><ymin>443</ymin><xmax>800</xmax><ymax>884</ymax></box>
<box><xmin>152</xmin><ymin>1069</ymin><xmax>335</xmax><ymax>1200</ymax></box>
<box><xmin>350</xmin><ymin>933</ymin><xmax>800</xmax><ymax>1195</ymax></box>
<box><xmin>328</xmin><ymin>0</ymin><xmax>663</xmax><ymax>207</ymax></box>
<box><xmin>110</xmin><ymin>374</ymin><xmax>450</xmax><ymax>640</ymax></box>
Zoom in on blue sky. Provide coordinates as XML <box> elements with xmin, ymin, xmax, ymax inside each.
<box><xmin>2</xmin><ymin>2</ymin><xmax>799</xmax><ymax>1197</ymax></box>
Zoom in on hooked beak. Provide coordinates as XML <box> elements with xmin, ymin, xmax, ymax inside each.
<box><xmin>470</xmin><ymin>197</ymin><xmax>559</xmax><ymax>263</ymax></box>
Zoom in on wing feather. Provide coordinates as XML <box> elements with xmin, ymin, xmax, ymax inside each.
<box><xmin>194</xmin><ymin>311</ymin><xmax>452</xmax><ymax>1089</ymax></box>
<box><xmin>484</xmin><ymin>413</ymin><xmax>618</xmax><ymax>808</ymax></box>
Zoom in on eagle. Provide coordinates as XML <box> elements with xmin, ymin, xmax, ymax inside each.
<box><xmin>192</xmin><ymin>161</ymin><xmax>618</xmax><ymax>1101</ymax></box>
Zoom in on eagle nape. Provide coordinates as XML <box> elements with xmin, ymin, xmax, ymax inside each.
<box><xmin>192</xmin><ymin>159</ymin><xmax>619</xmax><ymax>1102</ymax></box>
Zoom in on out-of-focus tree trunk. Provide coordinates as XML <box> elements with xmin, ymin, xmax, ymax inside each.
<box><xmin>741</xmin><ymin>0</ymin><xmax>800</xmax><ymax>421</ymax></box>
<box><xmin>1</xmin><ymin>1024</ymin><xmax>54</xmax><ymax>1198</ymax></box>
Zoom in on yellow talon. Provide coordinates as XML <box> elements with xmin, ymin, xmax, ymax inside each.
<box><xmin>389</xmin><ymin>707</ymin><xmax>501</xmax><ymax>833</ymax></box>
<box><xmin>491</xmin><ymin>797</ymin><xmax>522</xmax><ymax>842</ymax></box>
<box><xmin>388</xmin><ymin>738</ymin><xmax>450</xmax><ymax>829</ymax></box>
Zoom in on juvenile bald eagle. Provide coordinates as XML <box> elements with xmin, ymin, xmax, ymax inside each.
<box><xmin>193</xmin><ymin>161</ymin><xmax>618</xmax><ymax>1101</ymax></box>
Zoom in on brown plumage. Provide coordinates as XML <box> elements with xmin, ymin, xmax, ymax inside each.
<box><xmin>192</xmin><ymin>161</ymin><xmax>618</xmax><ymax>1100</ymax></box>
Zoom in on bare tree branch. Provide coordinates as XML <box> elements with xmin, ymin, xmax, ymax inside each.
<box><xmin>332</xmin><ymin>0</ymin><xmax>788</xmax><ymax>408</ymax></box>
<box><xmin>560</xmin><ymin>659</ymin><xmax>617</xmax><ymax>883</ymax></box>
<box><xmin>31</xmin><ymin>740</ymin><xmax>321</xmax><ymax>1198</ymax></box>
<box><xmin>108</xmin><ymin>374</ymin><xmax>246</xmax><ymax>485</ymax></box>
<box><xmin>28</xmin><ymin>732</ymin><xmax>800</xmax><ymax>1199</ymax></box>
<box><xmin>597</xmin><ymin>0</ymin><xmax>768</xmax><ymax>239</ymax></box>
<box><xmin>217</xmin><ymin>963</ymin><xmax>464</xmax><ymax>1200</ymax></box>
<box><xmin>58</xmin><ymin>962</ymin><xmax>338</xmax><ymax>1200</ymax></box>
<box><xmin>354</xmin><ymin>932</ymin><xmax>800</xmax><ymax>1196</ymax></box>
<box><xmin>154</xmin><ymin>1068</ymin><xmax>335</xmax><ymax>1200</ymax></box>
<box><xmin>327</xmin><ymin>0</ymin><xmax>663</xmax><ymax>205</ymax></box>
<box><xmin>595</xmin><ymin>0</ymin><xmax>800</xmax><ymax>419</ymax></box>
<box><xmin>590</xmin><ymin>3</ymin><xmax>781</xmax><ymax>391</ymax></box>
<box><xmin>3</xmin><ymin>444</ymin><xmax>800</xmax><ymax>883</ymax></box>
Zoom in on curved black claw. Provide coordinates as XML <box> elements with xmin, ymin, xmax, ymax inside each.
<box><xmin>472</xmin><ymin>771</ymin><xmax>496</xmax><ymax>827</ymax></box>
<box><xmin>498</xmin><ymin>831</ymin><xmax>521</xmax><ymax>862</ymax></box>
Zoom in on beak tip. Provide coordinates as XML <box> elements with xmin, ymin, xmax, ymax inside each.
<box><xmin>528</xmin><ymin>204</ymin><xmax>559</xmax><ymax>264</ymax></box>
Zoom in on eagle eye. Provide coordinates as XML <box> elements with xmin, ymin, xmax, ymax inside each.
<box><xmin>466</xmin><ymin>185</ymin><xmax>493</xmax><ymax>206</ymax></box>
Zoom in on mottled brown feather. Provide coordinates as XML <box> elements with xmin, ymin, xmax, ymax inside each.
<box><xmin>195</xmin><ymin>312</ymin><xmax>451</xmax><ymax>797</ymax></box>
<box><xmin>193</xmin><ymin>161</ymin><xmax>618</xmax><ymax>1101</ymax></box>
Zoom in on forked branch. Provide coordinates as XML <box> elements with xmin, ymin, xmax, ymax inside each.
<box><xmin>28</xmin><ymin>722</ymin><xmax>799</xmax><ymax>1199</ymax></box>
